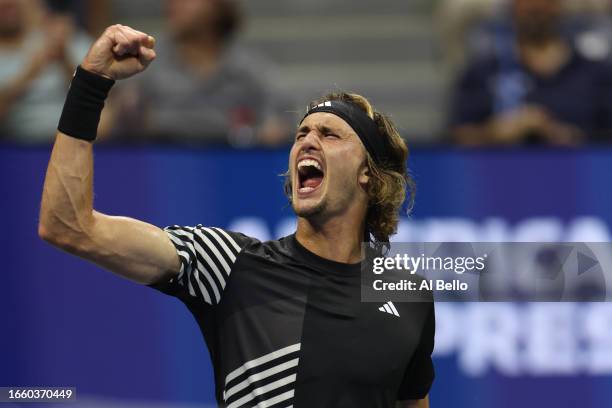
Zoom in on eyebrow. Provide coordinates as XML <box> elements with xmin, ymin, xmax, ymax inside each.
<box><xmin>296</xmin><ymin>124</ymin><xmax>339</xmax><ymax>135</ymax></box>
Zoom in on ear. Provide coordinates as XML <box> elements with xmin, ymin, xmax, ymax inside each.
<box><xmin>358</xmin><ymin>164</ymin><xmax>370</xmax><ymax>187</ymax></box>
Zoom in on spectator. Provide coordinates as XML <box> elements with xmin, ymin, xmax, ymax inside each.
<box><xmin>116</xmin><ymin>0</ymin><xmax>293</xmax><ymax>147</ymax></box>
<box><xmin>448</xmin><ymin>0</ymin><xmax>612</xmax><ymax>145</ymax></box>
<box><xmin>0</xmin><ymin>0</ymin><xmax>93</xmax><ymax>143</ymax></box>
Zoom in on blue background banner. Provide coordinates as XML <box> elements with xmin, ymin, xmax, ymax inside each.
<box><xmin>2</xmin><ymin>146</ymin><xmax>612</xmax><ymax>407</ymax></box>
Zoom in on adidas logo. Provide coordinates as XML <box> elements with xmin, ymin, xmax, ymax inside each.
<box><xmin>378</xmin><ymin>301</ymin><xmax>400</xmax><ymax>317</ymax></box>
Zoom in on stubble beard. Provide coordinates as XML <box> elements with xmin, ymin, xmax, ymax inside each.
<box><xmin>293</xmin><ymin>198</ymin><xmax>327</xmax><ymax>220</ymax></box>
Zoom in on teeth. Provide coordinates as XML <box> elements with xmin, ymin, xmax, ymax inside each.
<box><xmin>297</xmin><ymin>159</ymin><xmax>322</xmax><ymax>171</ymax></box>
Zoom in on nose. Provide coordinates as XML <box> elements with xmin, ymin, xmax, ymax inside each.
<box><xmin>299</xmin><ymin>130</ymin><xmax>322</xmax><ymax>153</ymax></box>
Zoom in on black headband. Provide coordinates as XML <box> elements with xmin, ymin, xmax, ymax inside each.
<box><xmin>300</xmin><ymin>100</ymin><xmax>390</xmax><ymax>164</ymax></box>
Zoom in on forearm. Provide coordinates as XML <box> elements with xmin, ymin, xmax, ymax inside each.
<box><xmin>39</xmin><ymin>133</ymin><xmax>95</xmax><ymax>251</ymax></box>
<box><xmin>39</xmin><ymin>62</ymin><xmax>114</xmax><ymax>245</ymax></box>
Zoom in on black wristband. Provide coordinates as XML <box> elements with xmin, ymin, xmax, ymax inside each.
<box><xmin>58</xmin><ymin>65</ymin><xmax>115</xmax><ymax>141</ymax></box>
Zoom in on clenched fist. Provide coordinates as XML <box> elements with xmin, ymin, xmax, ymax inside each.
<box><xmin>81</xmin><ymin>24</ymin><xmax>156</xmax><ymax>80</ymax></box>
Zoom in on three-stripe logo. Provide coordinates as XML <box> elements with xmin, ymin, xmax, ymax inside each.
<box><xmin>378</xmin><ymin>301</ymin><xmax>400</xmax><ymax>317</ymax></box>
<box><xmin>223</xmin><ymin>343</ymin><xmax>301</xmax><ymax>408</ymax></box>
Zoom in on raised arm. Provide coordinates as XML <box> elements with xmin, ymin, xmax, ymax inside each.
<box><xmin>38</xmin><ymin>25</ymin><xmax>179</xmax><ymax>285</ymax></box>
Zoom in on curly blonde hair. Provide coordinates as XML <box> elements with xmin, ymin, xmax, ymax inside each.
<box><xmin>286</xmin><ymin>92</ymin><xmax>415</xmax><ymax>243</ymax></box>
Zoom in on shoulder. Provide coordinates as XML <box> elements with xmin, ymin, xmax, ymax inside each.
<box><xmin>236</xmin><ymin>233</ymin><xmax>296</xmax><ymax>262</ymax></box>
<box><xmin>165</xmin><ymin>224</ymin><xmax>260</xmax><ymax>251</ymax></box>
<box><xmin>157</xmin><ymin>225</ymin><xmax>264</xmax><ymax>304</ymax></box>
<box><xmin>453</xmin><ymin>54</ymin><xmax>499</xmax><ymax>90</ymax></box>
<box><xmin>165</xmin><ymin>225</ymin><xmax>297</xmax><ymax>263</ymax></box>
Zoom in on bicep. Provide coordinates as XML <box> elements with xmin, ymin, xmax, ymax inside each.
<box><xmin>84</xmin><ymin>211</ymin><xmax>180</xmax><ymax>285</ymax></box>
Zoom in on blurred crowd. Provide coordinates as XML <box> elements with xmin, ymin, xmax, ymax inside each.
<box><xmin>1</xmin><ymin>0</ymin><xmax>612</xmax><ymax>147</ymax></box>
<box><xmin>0</xmin><ymin>0</ymin><xmax>292</xmax><ymax>146</ymax></box>
<box><xmin>442</xmin><ymin>0</ymin><xmax>612</xmax><ymax>145</ymax></box>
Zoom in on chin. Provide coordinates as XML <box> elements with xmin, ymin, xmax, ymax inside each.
<box><xmin>292</xmin><ymin>198</ymin><xmax>326</xmax><ymax>219</ymax></box>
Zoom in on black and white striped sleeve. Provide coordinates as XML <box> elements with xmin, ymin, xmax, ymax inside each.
<box><xmin>149</xmin><ymin>224</ymin><xmax>257</xmax><ymax>305</ymax></box>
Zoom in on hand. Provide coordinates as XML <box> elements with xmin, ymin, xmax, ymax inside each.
<box><xmin>541</xmin><ymin>120</ymin><xmax>585</xmax><ymax>146</ymax></box>
<box><xmin>487</xmin><ymin>105</ymin><xmax>551</xmax><ymax>143</ymax></box>
<box><xmin>81</xmin><ymin>24</ymin><xmax>156</xmax><ymax>80</ymax></box>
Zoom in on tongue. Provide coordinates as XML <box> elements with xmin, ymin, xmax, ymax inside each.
<box><xmin>303</xmin><ymin>176</ymin><xmax>323</xmax><ymax>189</ymax></box>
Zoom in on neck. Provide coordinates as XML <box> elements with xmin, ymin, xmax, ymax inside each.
<box><xmin>295</xmin><ymin>211</ymin><xmax>366</xmax><ymax>264</ymax></box>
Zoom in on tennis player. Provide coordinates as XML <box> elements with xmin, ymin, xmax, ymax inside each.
<box><xmin>39</xmin><ymin>24</ymin><xmax>434</xmax><ymax>408</ymax></box>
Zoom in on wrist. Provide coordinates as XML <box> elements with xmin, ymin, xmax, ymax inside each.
<box><xmin>80</xmin><ymin>62</ymin><xmax>114</xmax><ymax>80</ymax></box>
<box><xmin>57</xmin><ymin>65</ymin><xmax>115</xmax><ymax>141</ymax></box>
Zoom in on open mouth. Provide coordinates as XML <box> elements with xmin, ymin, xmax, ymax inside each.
<box><xmin>297</xmin><ymin>158</ymin><xmax>325</xmax><ymax>195</ymax></box>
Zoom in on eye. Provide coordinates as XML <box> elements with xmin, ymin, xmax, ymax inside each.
<box><xmin>295</xmin><ymin>133</ymin><xmax>306</xmax><ymax>140</ymax></box>
<box><xmin>325</xmin><ymin>132</ymin><xmax>339</xmax><ymax>139</ymax></box>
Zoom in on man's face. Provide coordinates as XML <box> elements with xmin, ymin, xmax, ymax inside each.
<box><xmin>0</xmin><ymin>0</ymin><xmax>23</xmax><ymax>37</ymax></box>
<box><xmin>166</xmin><ymin>0</ymin><xmax>217</xmax><ymax>39</ymax></box>
<box><xmin>289</xmin><ymin>112</ymin><xmax>370</xmax><ymax>220</ymax></box>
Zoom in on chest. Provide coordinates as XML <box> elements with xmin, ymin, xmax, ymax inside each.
<box><xmin>488</xmin><ymin>64</ymin><xmax>600</xmax><ymax>124</ymax></box>
<box><xmin>217</xmin><ymin>262</ymin><xmax>421</xmax><ymax>388</ymax></box>
<box><xmin>297</xmin><ymin>288</ymin><xmax>420</xmax><ymax>388</ymax></box>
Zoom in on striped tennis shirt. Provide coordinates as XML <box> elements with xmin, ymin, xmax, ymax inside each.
<box><xmin>149</xmin><ymin>225</ymin><xmax>435</xmax><ymax>408</ymax></box>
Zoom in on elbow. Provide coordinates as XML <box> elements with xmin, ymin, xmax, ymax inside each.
<box><xmin>38</xmin><ymin>222</ymin><xmax>53</xmax><ymax>243</ymax></box>
<box><xmin>38</xmin><ymin>220</ymin><xmax>81</xmax><ymax>253</ymax></box>
<box><xmin>37</xmin><ymin>215</ymin><xmax>58</xmax><ymax>244</ymax></box>
<box><xmin>38</xmin><ymin>201</ymin><xmax>56</xmax><ymax>243</ymax></box>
